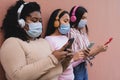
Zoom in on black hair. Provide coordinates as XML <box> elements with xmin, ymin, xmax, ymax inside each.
<box><xmin>1</xmin><ymin>0</ymin><xmax>40</xmax><ymax>41</ymax></box>
<box><xmin>45</xmin><ymin>9</ymin><xmax>69</xmax><ymax>36</ymax></box>
<box><xmin>70</xmin><ymin>6</ymin><xmax>89</xmax><ymax>34</ymax></box>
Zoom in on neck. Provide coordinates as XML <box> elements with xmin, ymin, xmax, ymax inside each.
<box><xmin>27</xmin><ymin>36</ymin><xmax>37</xmax><ymax>41</ymax></box>
<box><xmin>51</xmin><ymin>30</ymin><xmax>61</xmax><ymax>36</ymax></box>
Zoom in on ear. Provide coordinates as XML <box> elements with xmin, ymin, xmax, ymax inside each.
<box><xmin>23</xmin><ymin>24</ymin><xmax>29</xmax><ymax>31</ymax></box>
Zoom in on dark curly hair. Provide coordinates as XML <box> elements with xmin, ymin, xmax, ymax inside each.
<box><xmin>1</xmin><ymin>0</ymin><xmax>41</xmax><ymax>41</ymax></box>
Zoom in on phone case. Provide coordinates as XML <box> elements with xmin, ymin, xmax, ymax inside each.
<box><xmin>64</xmin><ymin>38</ymin><xmax>74</xmax><ymax>51</ymax></box>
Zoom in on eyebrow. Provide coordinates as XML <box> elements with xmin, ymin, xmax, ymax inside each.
<box><xmin>31</xmin><ymin>17</ymin><xmax>42</xmax><ymax>21</ymax></box>
<box><xmin>29</xmin><ymin>14</ymin><xmax>41</xmax><ymax>19</ymax></box>
<box><xmin>82</xmin><ymin>16</ymin><xmax>87</xmax><ymax>18</ymax></box>
<box><xmin>31</xmin><ymin>17</ymin><xmax>40</xmax><ymax>19</ymax></box>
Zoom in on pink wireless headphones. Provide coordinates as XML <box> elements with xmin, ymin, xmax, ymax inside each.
<box><xmin>70</xmin><ymin>6</ymin><xmax>79</xmax><ymax>22</ymax></box>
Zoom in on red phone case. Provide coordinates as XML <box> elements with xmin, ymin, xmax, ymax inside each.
<box><xmin>104</xmin><ymin>37</ymin><xmax>113</xmax><ymax>45</ymax></box>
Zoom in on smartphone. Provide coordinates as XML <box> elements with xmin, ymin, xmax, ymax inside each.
<box><xmin>88</xmin><ymin>42</ymin><xmax>94</xmax><ymax>48</ymax></box>
<box><xmin>64</xmin><ymin>38</ymin><xmax>74</xmax><ymax>51</ymax></box>
<box><xmin>104</xmin><ymin>37</ymin><xmax>113</xmax><ymax>45</ymax></box>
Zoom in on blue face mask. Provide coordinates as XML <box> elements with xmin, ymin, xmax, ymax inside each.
<box><xmin>78</xmin><ymin>19</ymin><xmax>87</xmax><ymax>28</ymax></box>
<box><xmin>58</xmin><ymin>24</ymin><xmax>70</xmax><ymax>35</ymax></box>
<box><xmin>26</xmin><ymin>22</ymin><xmax>42</xmax><ymax>38</ymax></box>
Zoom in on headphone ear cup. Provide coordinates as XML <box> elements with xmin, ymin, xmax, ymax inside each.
<box><xmin>70</xmin><ymin>15</ymin><xmax>77</xmax><ymax>22</ymax></box>
<box><xmin>54</xmin><ymin>20</ymin><xmax>60</xmax><ymax>27</ymax></box>
<box><xmin>18</xmin><ymin>19</ymin><xmax>25</xmax><ymax>28</ymax></box>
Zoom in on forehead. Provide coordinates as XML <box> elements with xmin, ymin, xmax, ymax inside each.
<box><xmin>60</xmin><ymin>13</ymin><xmax>70</xmax><ymax>19</ymax></box>
<box><xmin>29</xmin><ymin>11</ymin><xmax>41</xmax><ymax>18</ymax></box>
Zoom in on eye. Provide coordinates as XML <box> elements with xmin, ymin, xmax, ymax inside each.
<box><xmin>31</xmin><ymin>18</ymin><xmax>38</xmax><ymax>22</ymax></box>
<box><xmin>64</xmin><ymin>20</ymin><xmax>67</xmax><ymax>23</ymax></box>
<box><xmin>64</xmin><ymin>19</ymin><xmax>69</xmax><ymax>23</ymax></box>
<box><xmin>82</xmin><ymin>16</ymin><xmax>87</xmax><ymax>19</ymax></box>
<box><xmin>31</xmin><ymin>18</ymin><xmax>42</xmax><ymax>23</ymax></box>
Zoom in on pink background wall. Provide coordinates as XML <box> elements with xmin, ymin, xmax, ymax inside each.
<box><xmin>0</xmin><ymin>0</ymin><xmax>120</xmax><ymax>80</ymax></box>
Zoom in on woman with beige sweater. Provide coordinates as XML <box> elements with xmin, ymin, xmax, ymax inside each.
<box><xmin>0</xmin><ymin>0</ymin><xmax>73</xmax><ymax>80</ymax></box>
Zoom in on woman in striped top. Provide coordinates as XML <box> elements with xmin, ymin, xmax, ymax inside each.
<box><xmin>68</xmin><ymin>6</ymin><xmax>108</xmax><ymax>80</ymax></box>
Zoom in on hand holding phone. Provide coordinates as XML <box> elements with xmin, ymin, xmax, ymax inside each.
<box><xmin>104</xmin><ymin>37</ymin><xmax>113</xmax><ymax>45</ymax></box>
<box><xmin>64</xmin><ymin>38</ymin><xmax>74</xmax><ymax>51</ymax></box>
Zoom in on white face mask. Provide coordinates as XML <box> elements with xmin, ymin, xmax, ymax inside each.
<box><xmin>26</xmin><ymin>22</ymin><xmax>42</xmax><ymax>38</ymax></box>
<box><xmin>78</xmin><ymin>19</ymin><xmax>87</xmax><ymax>28</ymax></box>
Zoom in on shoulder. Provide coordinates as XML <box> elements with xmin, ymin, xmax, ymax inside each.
<box><xmin>0</xmin><ymin>37</ymin><xmax>24</xmax><ymax>58</ymax></box>
<box><xmin>2</xmin><ymin>37</ymin><xmax>23</xmax><ymax>45</ymax></box>
<box><xmin>38</xmin><ymin>38</ymin><xmax>51</xmax><ymax>46</ymax></box>
<box><xmin>45</xmin><ymin>36</ymin><xmax>53</xmax><ymax>41</ymax></box>
<box><xmin>68</xmin><ymin>28</ymin><xmax>78</xmax><ymax>37</ymax></box>
<box><xmin>38</xmin><ymin>38</ymin><xmax>49</xmax><ymax>43</ymax></box>
<box><xmin>45</xmin><ymin>36</ymin><xmax>56</xmax><ymax>44</ymax></box>
<box><xmin>0</xmin><ymin>37</ymin><xmax>26</xmax><ymax>52</ymax></box>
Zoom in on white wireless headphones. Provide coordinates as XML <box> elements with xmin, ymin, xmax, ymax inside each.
<box><xmin>17</xmin><ymin>3</ymin><xmax>28</xmax><ymax>28</ymax></box>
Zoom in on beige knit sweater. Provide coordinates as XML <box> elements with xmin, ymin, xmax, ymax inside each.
<box><xmin>0</xmin><ymin>37</ymin><xmax>63</xmax><ymax>80</ymax></box>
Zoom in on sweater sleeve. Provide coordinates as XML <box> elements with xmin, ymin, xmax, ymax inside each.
<box><xmin>0</xmin><ymin>38</ymin><xmax>58</xmax><ymax>80</ymax></box>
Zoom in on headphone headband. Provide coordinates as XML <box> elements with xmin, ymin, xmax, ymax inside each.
<box><xmin>17</xmin><ymin>3</ymin><xmax>28</xmax><ymax>19</ymax></box>
<box><xmin>54</xmin><ymin>9</ymin><xmax>64</xmax><ymax>27</ymax></box>
<box><xmin>72</xmin><ymin>6</ymin><xmax>79</xmax><ymax>16</ymax></box>
<box><xmin>70</xmin><ymin>6</ymin><xmax>79</xmax><ymax>22</ymax></box>
<box><xmin>55</xmin><ymin>9</ymin><xmax>64</xmax><ymax>20</ymax></box>
<box><xmin>17</xmin><ymin>3</ymin><xmax>28</xmax><ymax>28</ymax></box>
